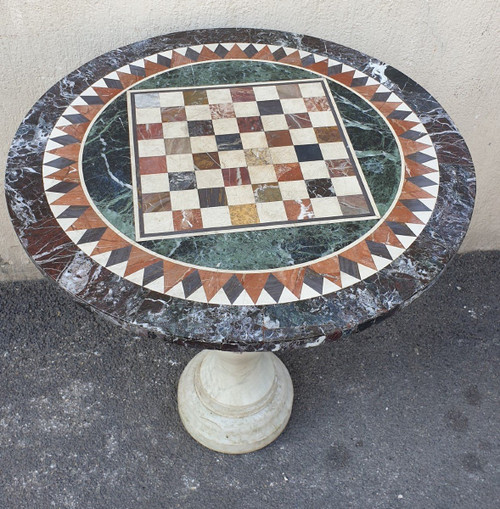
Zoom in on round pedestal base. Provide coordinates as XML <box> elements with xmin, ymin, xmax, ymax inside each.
<box><xmin>178</xmin><ymin>351</ymin><xmax>293</xmax><ymax>454</ymax></box>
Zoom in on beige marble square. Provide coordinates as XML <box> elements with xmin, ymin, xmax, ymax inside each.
<box><xmin>170</xmin><ymin>189</ymin><xmax>200</xmax><ymax>210</ymax></box>
<box><xmin>138</xmin><ymin>139</ymin><xmax>166</xmax><ymax>157</ymax></box>
<box><xmin>331</xmin><ymin>176</ymin><xmax>363</xmax><ymax>196</ymax></box>
<box><xmin>140</xmin><ymin>173</ymin><xmax>169</xmax><ymax>194</ymax></box>
<box><xmin>143</xmin><ymin>211</ymin><xmax>174</xmax><ymax>234</ymax></box>
<box><xmin>310</xmin><ymin>196</ymin><xmax>342</xmax><ymax>217</ymax></box>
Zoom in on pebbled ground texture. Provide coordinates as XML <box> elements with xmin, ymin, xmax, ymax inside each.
<box><xmin>0</xmin><ymin>251</ymin><xmax>498</xmax><ymax>509</ymax></box>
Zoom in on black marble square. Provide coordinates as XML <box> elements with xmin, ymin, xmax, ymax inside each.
<box><xmin>306</xmin><ymin>178</ymin><xmax>336</xmax><ymax>198</ymax></box>
<box><xmin>188</xmin><ymin>120</ymin><xmax>214</xmax><ymax>137</ymax></box>
<box><xmin>198</xmin><ymin>187</ymin><xmax>228</xmax><ymax>208</ymax></box>
<box><xmin>215</xmin><ymin>133</ymin><xmax>243</xmax><ymax>151</ymax></box>
<box><xmin>257</xmin><ymin>100</ymin><xmax>284</xmax><ymax>116</ymax></box>
<box><xmin>168</xmin><ymin>171</ymin><xmax>196</xmax><ymax>191</ymax></box>
<box><xmin>295</xmin><ymin>144</ymin><xmax>324</xmax><ymax>162</ymax></box>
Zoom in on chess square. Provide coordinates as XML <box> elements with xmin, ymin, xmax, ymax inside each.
<box><xmin>168</xmin><ymin>171</ymin><xmax>196</xmax><ymax>191</ymax></box>
<box><xmin>141</xmin><ymin>173</ymin><xmax>170</xmax><ymax>194</ymax></box>
<box><xmin>207</xmin><ymin>88</ymin><xmax>232</xmax><ymax>104</ymax></box>
<box><xmin>257</xmin><ymin>100</ymin><xmax>284</xmax><ymax>116</ymax></box>
<box><xmin>138</xmin><ymin>139</ymin><xmax>166</xmax><ymax>157</ymax></box>
<box><xmin>143</xmin><ymin>211</ymin><xmax>174</xmax><ymax>234</ymax></box>
<box><xmin>216</xmin><ymin>133</ymin><xmax>243</xmax><ymax>151</ymax></box>
<box><xmin>201</xmin><ymin>206</ymin><xmax>232</xmax><ymax>228</ymax></box>
<box><xmin>128</xmin><ymin>79</ymin><xmax>378</xmax><ymax>240</ymax></box>
<box><xmin>306</xmin><ymin>178</ymin><xmax>336</xmax><ymax>198</ymax></box>
<box><xmin>196</xmin><ymin>168</ymin><xmax>225</xmax><ymax>188</ymax></box>
<box><xmin>248</xmin><ymin>165</ymin><xmax>278</xmax><ymax>184</ymax></box>
<box><xmin>189</xmin><ymin>136</ymin><xmax>218</xmax><ymax>154</ymax></box>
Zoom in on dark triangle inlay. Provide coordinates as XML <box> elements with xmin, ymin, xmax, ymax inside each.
<box><xmin>366</xmin><ymin>240</ymin><xmax>392</xmax><ymax>260</ymax></box>
<box><xmin>77</xmin><ymin>227</ymin><xmax>106</xmax><ymax>245</ymax></box>
<box><xmin>63</xmin><ymin>114</ymin><xmax>89</xmax><ymax>124</ymax></box>
<box><xmin>128</xmin><ymin>64</ymin><xmax>146</xmax><ymax>77</ymax></box>
<box><xmin>81</xmin><ymin>95</ymin><xmax>104</xmax><ymax>105</ymax></box>
<box><xmin>45</xmin><ymin>157</ymin><xmax>76</xmax><ymax>170</ymax></box>
<box><xmin>104</xmin><ymin>78</ymin><xmax>123</xmax><ymax>89</ymax></box>
<box><xmin>272</xmin><ymin>47</ymin><xmax>287</xmax><ymax>60</ymax></box>
<box><xmin>401</xmin><ymin>199</ymin><xmax>431</xmax><ymax>212</ymax></box>
<box><xmin>182</xmin><ymin>271</ymin><xmax>203</xmax><ymax>297</ymax></box>
<box><xmin>214</xmin><ymin>44</ymin><xmax>229</xmax><ymax>57</ymax></box>
<box><xmin>328</xmin><ymin>64</ymin><xmax>343</xmax><ymax>75</ymax></box>
<box><xmin>264</xmin><ymin>274</ymin><xmax>284</xmax><ymax>302</ymax></box>
<box><xmin>303</xmin><ymin>268</ymin><xmax>324</xmax><ymax>294</ymax></box>
<box><xmin>156</xmin><ymin>54</ymin><xmax>172</xmax><ymax>68</ymax></box>
<box><xmin>408</xmin><ymin>175</ymin><xmax>436</xmax><ymax>188</ymax></box>
<box><xmin>388</xmin><ymin>109</ymin><xmax>411</xmax><ymax>120</ymax></box>
<box><xmin>106</xmin><ymin>246</ymin><xmax>132</xmax><ymax>267</ymax></box>
<box><xmin>301</xmin><ymin>54</ymin><xmax>315</xmax><ymax>67</ymax></box>
<box><xmin>143</xmin><ymin>261</ymin><xmax>164</xmax><ymax>287</ymax></box>
<box><xmin>387</xmin><ymin>221</ymin><xmax>416</xmax><ymax>237</ymax></box>
<box><xmin>57</xmin><ymin>205</ymin><xmax>88</xmax><ymax>219</ymax></box>
<box><xmin>244</xmin><ymin>44</ymin><xmax>258</xmax><ymax>58</ymax></box>
<box><xmin>51</xmin><ymin>134</ymin><xmax>80</xmax><ymax>146</ymax></box>
<box><xmin>400</xmin><ymin>129</ymin><xmax>426</xmax><ymax>141</ymax></box>
<box><xmin>371</xmin><ymin>92</ymin><xmax>392</xmax><ymax>102</ymax></box>
<box><xmin>351</xmin><ymin>76</ymin><xmax>369</xmax><ymax>87</ymax></box>
<box><xmin>407</xmin><ymin>152</ymin><xmax>435</xmax><ymax>164</ymax></box>
<box><xmin>223</xmin><ymin>275</ymin><xmax>244</xmax><ymax>304</ymax></box>
<box><xmin>185</xmin><ymin>47</ymin><xmax>200</xmax><ymax>61</ymax></box>
<box><xmin>47</xmin><ymin>181</ymin><xmax>78</xmax><ymax>193</ymax></box>
<box><xmin>338</xmin><ymin>256</ymin><xmax>361</xmax><ymax>280</ymax></box>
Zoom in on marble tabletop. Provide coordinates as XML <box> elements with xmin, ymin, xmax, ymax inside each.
<box><xmin>5</xmin><ymin>28</ymin><xmax>475</xmax><ymax>351</ymax></box>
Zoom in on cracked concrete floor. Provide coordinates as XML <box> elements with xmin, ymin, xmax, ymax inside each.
<box><xmin>0</xmin><ymin>251</ymin><xmax>498</xmax><ymax>508</ymax></box>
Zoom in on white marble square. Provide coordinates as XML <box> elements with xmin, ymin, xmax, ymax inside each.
<box><xmin>278</xmin><ymin>180</ymin><xmax>310</xmax><ymax>200</ymax></box>
<box><xmin>170</xmin><ymin>189</ymin><xmax>200</xmax><ymax>210</ymax></box>
<box><xmin>253</xmin><ymin>85</ymin><xmax>279</xmax><ymax>101</ymax></box>
<box><xmin>240</xmin><ymin>132</ymin><xmax>268</xmax><ymax>149</ymax></box>
<box><xmin>143</xmin><ymin>210</ymin><xmax>174</xmax><ymax>234</ymax></box>
<box><xmin>212</xmin><ymin>118</ymin><xmax>239</xmax><ymax>135</ymax></box>
<box><xmin>248</xmin><ymin>165</ymin><xmax>277</xmax><ymax>184</ymax></box>
<box><xmin>280</xmin><ymin>98</ymin><xmax>308</xmax><ymax>114</ymax></box>
<box><xmin>135</xmin><ymin>93</ymin><xmax>160</xmax><ymax>109</ymax></box>
<box><xmin>163</xmin><ymin>121</ymin><xmax>189</xmax><ymax>139</ymax></box>
<box><xmin>166</xmin><ymin>154</ymin><xmax>194</xmax><ymax>172</ymax></box>
<box><xmin>201</xmin><ymin>206</ymin><xmax>232</xmax><ymax>228</ymax></box>
<box><xmin>261</xmin><ymin>114</ymin><xmax>289</xmax><ymax>131</ymax></box>
<box><xmin>196</xmin><ymin>169</ymin><xmax>224</xmax><ymax>189</ymax></box>
<box><xmin>233</xmin><ymin>102</ymin><xmax>260</xmax><ymax>118</ymax></box>
<box><xmin>225</xmin><ymin>185</ymin><xmax>255</xmax><ymax>205</ymax></box>
<box><xmin>185</xmin><ymin>104</ymin><xmax>212</xmax><ymax>121</ymax></box>
<box><xmin>269</xmin><ymin>146</ymin><xmax>298</xmax><ymax>164</ymax></box>
<box><xmin>136</xmin><ymin>108</ymin><xmax>162</xmax><ymax>124</ymax></box>
<box><xmin>206</xmin><ymin>88</ymin><xmax>232</xmax><ymax>104</ymax></box>
<box><xmin>140</xmin><ymin>173</ymin><xmax>169</xmax><ymax>194</ymax></box>
<box><xmin>309</xmin><ymin>111</ymin><xmax>336</xmax><ymax>127</ymax></box>
<box><xmin>219</xmin><ymin>150</ymin><xmax>247</xmax><ymax>168</ymax></box>
<box><xmin>299</xmin><ymin>81</ymin><xmax>325</xmax><ymax>98</ymax></box>
<box><xmin>331</xmin><ymin>176</ymin><xmax>363</xmax><ymax>196</ymax></box>
<box><xmin>138</xmin><ymin>139</ymin><xmax>166</xmax><ymax>157</ymax></box>
<box><xmin>256</xmin><ymin>201</ymin><xmax>288</xmax><ymax>222</ymax></box>
<box><xmin>159</xmin><ymin>91</ymin><xmax>185</xmax><ymax>107</ymax></box>
<box><xmin>299</xmin><ymin>160</ymin><xmax>330</xmax><ymax>179</ymax></box>
<box><xmin>310</xmin><ymin>196</ymin><xmax>342</xmax><ymax>217</ymax></box>
<box><xmin>290</xmin><ymin>128</ymin><xmax>317</xmax><ymax>145</ymax></box>
<box><xmin>320</xmin><ymin>142</ymin><xmax>348</xmax><ymax>160</ymax></box>
<box><xmin>190</xmin><ymin>135</ymin><xmax>218</xmax><ymax>153</ymax></box>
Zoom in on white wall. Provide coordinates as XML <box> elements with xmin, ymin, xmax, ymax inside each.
<box><xmin>1</xmin><ymin>0</ymin><xmax>499</xmax><ymax>280</ymax></box>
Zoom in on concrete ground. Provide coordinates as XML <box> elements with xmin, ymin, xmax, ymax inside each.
<box><xmin>0</xmin><ymin>251</ymin><xmax>498</xmax><ymax>509</ymax></box>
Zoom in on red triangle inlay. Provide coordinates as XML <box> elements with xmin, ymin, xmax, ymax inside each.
<box><xmin>198</xmin><ymin>270</ymin><xmax>233</xmax><ymax>301</ymax></box>
<box><xmin>274</xmin><ymin>267</ymin><xmax>305</xmax><ymax>299</ymax></box>
<box><xmin>93</xmin><ymin>86</ymin><xmax>121</xmax><ymax>103</ymax></box>
<box><xmin>306</xmin><ymin>59</ymin><xmax>329</xmax><ymax>75</ymax></box>
<box><xmin>386</xmin><ymin>203</ymin><xmax>424</xmax><ymax>225</ymax></box>
<box><xmin>252</xmin><ymin>46</ymin><xmax>276</xmax><ymax>61</ymax></box>
<box><xmin>331</xmin><ymin>70</ymin><xmax>355</xmax><ymax>86</ymax></box>
<box><xmin>73</xmin><ymin>104</ymin><xmax>102</xmax><ymax>122</ymax></box>
<box><xmin>197</xmin><ymin>46</ymin><xmax>219</xmax><ymax>62</ymax></box>
<box><xmin>171</xmin><ymin>51</ymin><xmax>194</xmax><ymax>67</ymax></box>
<box><xmin>400</xmin><ymin>179</ymin><xmax>435</xmax><ymax>200</ymax></box>
<box><xmin>48</xmin><ymin>144</ymin><xmax>80</xmax><ymax>161</ymax></box>
<box><xmin>353</xmin><ymin>84</ymin><xmax>380</xmax><ymax>100</ymax></box>
<box><xmin>237</xmin><ymin>273</ymin><xmax>270</xmax><ymax>304</ymax></box>
<box><xmin>163</xmin><ymin>261</ymin><xmax>195</xmax><ymax>292</ymax></box>
<box><xmin>225</xmin><ymin>45</ymin><xmax>249</xmax><ymax>60</ymax></box>
<box><xmin>279</xmin><ymin>50</ymin><xmax>302</xmax><ymax>66</ymax></box>
<box><xmin>369</xmin><ymin>223</ymin><xmax>404</xmax><ymax>248</ymax></box>
<box><xmin>67</xmin><ymin>207</ymin><xmax>103</xmax><ymax>231</ymax></box>
<box><xmin>124</xmin><ymin>246</ymin><xmax>161</xmax><ymax>277</ymax></box>
<box><xmin>144</xmin><ymin>59</ymin><xmax>169</xmax><ymax>77</ymax></box>
<box><xmin>44</xmin><ymin>166</ymin><xmax>80</xmax><ymax>183</ymax></box>
<box><xmin>59</xmin><ymin>124</ymin><xmax>90</xmax><ymax>141</ymax></box>
<box><xmin>51</xmin><ymin>185</ymin><xmax>88</xmax><ymax>207</ymax></box>
<box><xmin>91</xmin><ymin>229</ymin><xmax>130</xmax><ymax>255</ymax></box>
<box><xmin>340</xmin><ymin>241</ymin><xmax>377</xmax><ymax>270</ymax></box>
<box><xmin>311</xmin><ymin>257</ymin><xmax>341</xmax><ymax>287</ymax></box>
<box><xmin>117</xmin><ymin>71</ymin><xmax>143</xmax><ymax>89</ymax></box>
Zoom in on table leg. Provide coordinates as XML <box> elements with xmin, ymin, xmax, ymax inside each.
<box><xmin>178</xmin><ymin>350</ymin><xmax>293</xmax><ymax>454</ymax></box>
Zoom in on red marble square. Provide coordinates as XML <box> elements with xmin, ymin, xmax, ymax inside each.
<box><xmin>274</xmin><ymin>163</ymin><xmax>303</xmax><ymax>181</ymax></box>
<box><xmin>237</xmin><ymin>116</ymin><xmax>264</xmax><ymax>133</ymax></box>
<box><xmin>142</xmin><ymin>192</ymin><xmax>171</xmax><ymax>213</ymax></box>
<box><xmin>136</xmin><ymin>123</ymin><xmax>163</xmax><ymax>140</ymax></box>
<box><xmin>230</xmin><ymin>87</ymin><xmax>256</xmax><ymax>102</ymax></box>
<box><xmin>161</xmin><ymin>106</ymin><xmax>187</xmax><ymax>122</ymax></box>
<box><xmin>284</xmin><ymin>199</ymin><xmax>314</xmax><ymax>220</ymax></box>
<box><xmin>222</xmin><ymin>167</ymin><xmax>251</xmax><ymax>186</ymax></box>
<box><xmin>285</xmin><ymin>113</ymin><xmax>312</xmax><ymax>129</ymax></box>
<box><xmin>173</xmin><ymin>209</ymin><xmax>203</xmax><ymax>231</ymax></box>
<box><xmin>138</xmin><ymin>156</ymin><xmax>168</xmax><ymax>175</ymax></box>
<box><xmin>338</xmin><ymin>195</ymin><xmax>371</xmax><ymax>215</ymax></box>
<box><xmin>304</xmin><ymin>97</ymin><xmax>330</xmax><ymax>112</ymax></box>
<box><xmin>210</xmin><ymin>103</ymin><xmax>236</xmax><ymax>119</ymax></box>
<box><xmin>265</xmin><ymin>130</ymin><xmax>293</xmax><ymax>147</ymax></box>
<box><xmin>326</xmin><ymin>159</ymin><xmax>356</xmax><ymax>177</ymax></box>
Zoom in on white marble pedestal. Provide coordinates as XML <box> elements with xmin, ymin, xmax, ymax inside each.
<box><xmin>178</xmin><ymin>351</ymin><xmax>294</xmax><ymax>454</ymax></box>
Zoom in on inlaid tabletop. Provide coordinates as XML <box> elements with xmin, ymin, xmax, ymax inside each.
<box><xmin>5</xmin><ymin>28</ymin><xmax>475</xmax><ymax>351</ymax></box>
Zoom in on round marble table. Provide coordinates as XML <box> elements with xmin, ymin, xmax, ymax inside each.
<box><xmin>5</xmin><ymin>28</ymin><xmax>475</xmax><ymax>453</ymax></box>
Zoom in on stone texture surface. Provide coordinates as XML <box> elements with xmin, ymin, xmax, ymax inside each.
<box><xmin>0</xmin><ymin>251</ymin><xmax>498</xmax><ymax>508</ymax></box>
<box><xmin>1</xmin><ymin>1</ymin><xmax>499</xmax><ymax>281</ymax></box>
